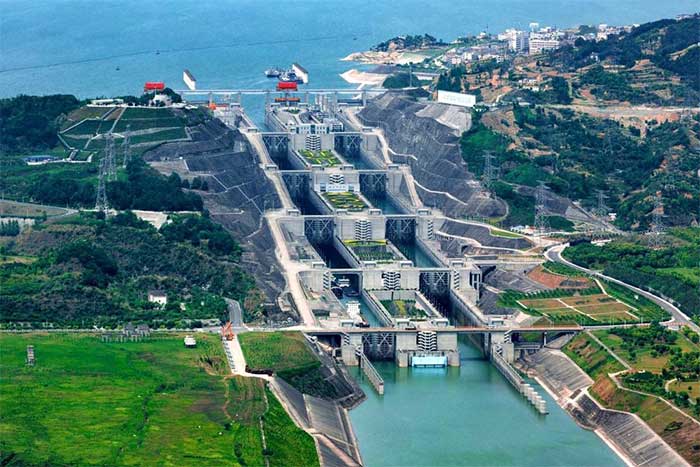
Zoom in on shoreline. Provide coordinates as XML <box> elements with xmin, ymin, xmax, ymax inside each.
<box><xmin>529</xmin><ymin>372</ymin><xmax>635</xmax><ymax>467</ymax></box>
<box><xmin>341</xmin><ymin>49</ymin><xmax>430</xmax><ymax>66</ymax></box>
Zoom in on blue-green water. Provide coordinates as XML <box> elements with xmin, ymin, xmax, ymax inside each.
<box><xmin>1</xmin><ymin>0</ymin><xmax>697</xmax><ymax>100</ymax></box>
<box><xmin>350</xmin><ymin>340</ymin><xmax>625</xmax><ymax>467</ymax></box>
<box><xmin>1</xmin><ymin>2</ymin><xmax>686</xmax><ymax>464</ymax></box>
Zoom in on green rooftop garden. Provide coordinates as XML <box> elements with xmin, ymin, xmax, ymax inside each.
<box><xmin>380</xmin><ymin>300</ymin><xmax>427</xmax><ymax>319</ymax></box>
<box><xmin>299</xmin><ymin>149</ymin><xmax>340</xmax><ymax>167</ymax></box>
<box><xmin>344</xmin><ymin>240</ymin><xmax>399</xmax><ymax>263</ymax></box>
<box><xmin>323</xmin><ymin>191</ymin><xmax>366</xmax><ymax>211</ymax></box>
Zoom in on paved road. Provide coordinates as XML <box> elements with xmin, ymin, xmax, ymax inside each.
<box><xmin>546</xmin><ymin>244</ymin><xmax>700</xmax><ymax>335</ymax></box>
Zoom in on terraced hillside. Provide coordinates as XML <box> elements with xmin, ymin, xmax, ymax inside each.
<box><xmin>358</xmin><ymin>93</ymin><xmax>506</xmax><ymax>219</ymax></box>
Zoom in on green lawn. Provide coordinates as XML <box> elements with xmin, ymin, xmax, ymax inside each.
<box><xmin>238</xmin><ymin>332</ymin><xmax>319</xmax><ymax>374</ymax></box>
<box><xmin>0</xmin><ymin>333</ymin><xmax>318</xmax><ymax>467</ymax></box>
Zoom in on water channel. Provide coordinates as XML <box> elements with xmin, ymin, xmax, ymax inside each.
<box><xmin>349</xmin><ymin>339</ymin><xmax>624</xmax><ymax>467</ymax></box>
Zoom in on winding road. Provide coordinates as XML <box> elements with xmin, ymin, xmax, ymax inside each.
<box><xmin>545</xmin><ymin>243</ymin><xmax>700</xmax><ymax>335</ymax></box>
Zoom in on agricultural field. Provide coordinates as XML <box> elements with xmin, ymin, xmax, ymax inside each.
<box><xmin>501</xmin><ymin>261</ymin><xmax>669</xmax><ymax>325</ymax></box>
<box><xmin>323</xmin><ymin>192</ymin><xmax>367</xmax><ymax>212</ymax></box>
<box><xmin>299</xmin><ymin>149</ymin><xmax>340</xmax><ymax>167</ymax></box>
<box><xmin>0</xmin><ymin>333</ymin><xmax>317</xmax><ymax>467</ymax></box>
<box><xmin>519</xmin><ymin>293</ymin><xmax>638</xmax><ymax>323</ymax></box>
<box><xmin>527</xmin><ymin>264</ymin><xmax>592</xmax><ymax>289</ymax></box>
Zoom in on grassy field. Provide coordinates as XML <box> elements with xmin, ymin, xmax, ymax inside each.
<box><xmin>592</xmin><ymin>330</ymin><xmax>700</xmax><ymax>374</ymax></box>
<box><xmin>0</xmin><ymin>333</ymin><xmax>317</xmax><ymax>467</ymax></box>
<box><xmin>238</xmin><ymin>332</ymin><xmax>319</xmax><ymax>374</ymax></box>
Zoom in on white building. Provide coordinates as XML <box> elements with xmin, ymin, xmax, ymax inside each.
<box><xmin>501</xmin><ymin>28</ymin><xmax>529</xmax><ymax>53</ymax></box>
<box><xmin>436</xmin><ymin>90</ymin><xmax>477</xmax><ymax>108</ymax></box>
<box><xmin>529</xmin><ymin>32</ymin><xmax>561</xmax><ymax>55</ymax></box>
<box><xmin>148</xmin><ymin>290</ymin><xmax>167</xmax><ymax>306</ymax></box>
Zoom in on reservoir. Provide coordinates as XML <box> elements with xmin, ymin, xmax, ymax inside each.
<box><xmin>349</xmin><ymin>340</ymin><xmax>624</xmax><ymax>467</ymax></box>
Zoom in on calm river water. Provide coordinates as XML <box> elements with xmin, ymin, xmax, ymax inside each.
<box><xmin>350</xmin><ymin>339</ymin><xmax>624</xmax><ymax>466</ymax></box>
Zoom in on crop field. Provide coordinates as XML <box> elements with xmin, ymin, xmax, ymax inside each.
<box><xmin>299</xmin><ymin>149</ymin><xmax>340</xmax><ymax>167</ymax></box>
<box><xmin>323</xmin><ymin>192</ymin><xmax>367</xmax><ymax>211</ymax></box>
<box><xmin>519</xmin><ymin>293</ymin><xmax>638</xmax><ymax>323</ymax></box>
<box><xmin>0</xmin><ymin>333</ymin><xmax>317</xmax><ymax>467</ymax></box>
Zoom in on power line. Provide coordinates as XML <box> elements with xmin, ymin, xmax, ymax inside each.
<box><xmin>0</xmin><ymin>33</ymin><xmax>368</xmax><ymax>74</ymax></box>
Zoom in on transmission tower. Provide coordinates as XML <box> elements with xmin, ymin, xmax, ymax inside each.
<box><xmin>649</xmin><ymin>192</ymin><xmax>665</xmax><ymax>248</ymax></box>
<box><xmin>104</xmin><ymin>133</ymin><xmax>117</xmax><ymax>181</ymax></box>
<box><xmin>534</xmin><ymin>181</ymin><xmax>550</xmax><ymax>237</ymax></box>
<box><xmin>594</xmin><ymin>189</ymin><xmax>608</xmax><ymax>217</ymax></box>
<box><xmin>483</xmin><ymin>151</ymin><xmax>498</xmax><ymax>193</ymax></box>
<box><xmin>95</xmin><ymin>158</ymin><xmax>108</xmax><ymax>211</ymax></box>
<box><xmin>122</xmin><ymin>124</ymin><xmax>131</xmax><ymax>168</ymax></box>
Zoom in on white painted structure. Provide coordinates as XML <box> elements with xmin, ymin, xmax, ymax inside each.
<box><xmin>436</xmin><ymin>90</ymin><xmax>477</xmax><ymax>108</ymax></box>
<box><xmin>183</xmin><ymin>69</ymin><xmax>197</xmax><ymax>91</ymax></box>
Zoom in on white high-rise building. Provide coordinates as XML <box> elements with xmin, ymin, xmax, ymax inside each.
<box><xmin>502</xmin><ymin>28</ymin><xmax>528</xmax><ymax>53</ymax></box>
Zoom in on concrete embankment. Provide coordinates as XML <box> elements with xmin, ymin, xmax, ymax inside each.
<box><xmin>519</xmin><ymin>347</ymin><xmax>688</xmax><ymax>467</ymax></box>
<box><xmin>272</xmin><ymin>378</ymin><xmax>363</xmax><ymax>467</ymax></box>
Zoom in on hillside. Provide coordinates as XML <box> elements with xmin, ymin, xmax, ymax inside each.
<box><xmin>548</xmin><ymin>15</ymin><xmax>700</xmax><ymax>104</ymax></box>
<box><xmin>470</xmin><ymin>104</ymin><xmax>700</xmax><ymax>230</ymax></box>
<box><xmin>0</xmin><ymin>211</ymin><xmax>262</xmax><ymax>328</ymax></box>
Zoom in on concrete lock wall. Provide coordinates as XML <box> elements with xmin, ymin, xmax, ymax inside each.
<box><xmin>312</xmin><ymin>170</ymin><xmax>360</xmax><ymax>192</ymax></box>
<box><xmin>335</xmin><ymin>216</ymin><xmax>385</xmax><ymax>241</ymax></box>
<box><xmin>386</xmin><ymin>168</ymin><xmax>403</xmax><ymax>193</ymax></box>
<box><xmin>280</xmin><ymin>217</ymin><xmax>305</xmax><ymax>236</ymax></box>
<box><xmin>437</xmin><ymin>332</ymin><xmax>458</xmax><ymax>352</ymax></box>
<box><xmin>396</xmin><ymin>332</ymin><xmax>418</xmax><ymax>351</ymax></box>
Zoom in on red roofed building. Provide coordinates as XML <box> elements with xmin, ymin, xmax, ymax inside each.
<box><xmin>144</xmin><ymin>81</ymin><xmax>165</xmax><ymax>92</ymax></box>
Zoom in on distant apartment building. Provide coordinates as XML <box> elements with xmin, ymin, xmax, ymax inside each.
<box><xmin>499</xmin><ymin>28</ymin><xmax>529</xmax><ymax>53</ymax></box>
<box><xmin>528</xmin><ymin>31</ymin><xmax>561</xmax><ymax>55</ymax></box>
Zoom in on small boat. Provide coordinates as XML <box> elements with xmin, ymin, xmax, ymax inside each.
<box><xmin>265</xmin><ymin>68</ymin><xmax>282</xmax><ymax>78</ymax></box>
<box><xmin>115</xmin><ymin>66</ymin><xmax>120</xmax><ymax>71</ymax></box>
